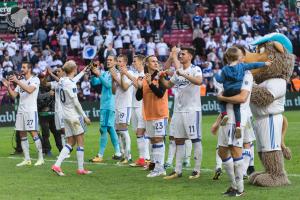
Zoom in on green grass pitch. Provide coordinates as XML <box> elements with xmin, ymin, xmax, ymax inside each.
<box><xmin>0</xmin><ymin>111</ymin><xmax>299</xmax><ymax>200</ymax></box>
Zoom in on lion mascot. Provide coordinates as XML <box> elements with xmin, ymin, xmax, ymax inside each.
<box><xmin>244</xmin><ymin>33</ymin><xmax>294</xmax><ymax>187</ymax></box>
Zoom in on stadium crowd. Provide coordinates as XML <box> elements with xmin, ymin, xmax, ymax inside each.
<box><xmin>0</xmin><ymin>1</ymin><xmax>298</xmax><ymax>196</ymax></box>
<box><xmin>0</xmin><ymin>0</ymin><xmax>300</xmax><ymax>105</ymax></box>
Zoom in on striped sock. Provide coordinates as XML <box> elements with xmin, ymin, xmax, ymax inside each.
<box><xmin>175</xmin><ymin>143</ymin><xmax>185</xmax><ymax>174</ymax></box>
<box><xmin>242</xmin><ymin>149</ymin><xmax>251</xmax><ymax>176</ymax></box>
<box><xmin>55</xmin><ymin>144</ymin><xmax>72</xmax><ymax>167</ymax></box>
<box><xmin>33</xmin><ymin>136</ymin><xmax>43</xmax><ymax>160</ymax></box>
<box><xmin>215</xmin><ymin>148</ymin><xmax>222</xmax><ymax>170</ymax></box>
<box><xmin>152</xmin><ymin>142</ymin><xmax>165</xmax><ymax>171</ymax></box>
<box><xmin>166</xmin><ymin>139</ymin><xmax>176</xmax><ymax>165</ymax></box>
<box><xmin>144</xmin><ymin>136</ymin><xmax>151</xmax><ymax>160</ymax></box>
<box><xmin>222</xmin><ymin>157</ymin><xmax>236</xmax><ymax>189</ymax></box>
<box><xmin>192</xmin><ymin>139</ymin><xmax>202</xmax><ymax>172</ymax></box>
<box><xmin>233</xmin><ymin>156</ymin><xmax>244</xmax><ymax>193</ymax></box>
<box><xmin>21</xmin><ymin>137</ymin><xmax>30</xmax><ymax>161</ymax></box>
<box><xmin>137</xmin><ymin>136</ymin><xmax>145</xmax><ymax>159</ymax></box>
<box><xmin>184</xmin><ymin>140</ymin><xmax>192</xmax><ymax>165</ymax></box>
<box><xmin>249</xmin><ymin>143</ymin><xmax>254</xmax><ymax>166</ymax></box>
<box><xmin>120</xmin><ymin>130</ymin><xmax>131</xmax><ymax>160</ymax></box>
<box><xmin>76</xmin><ymin>146</ymin><xmax>84</xmax><ymax>170</ymax></box>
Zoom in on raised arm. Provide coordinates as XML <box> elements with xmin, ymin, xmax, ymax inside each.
<box><xmin>47</xmin><ymin>67</ymin><xmax>59</xmax><ymax>82</ymax></box>
<box><xmin>2</xmin><ymin>79</ymin><xmax>18</xmax><ymax>98</ymax></box>
<box><xmin>9</xmin><ymin>75</ymin><xmax>36</xmax><ymax>94</ymax></box>
<box><xmin>109</xmin><ymin>67</ymin><xmax>121</xmax><ymax>86</ymax></box>
<box><xmin>177</xmin><ymin>69</ymin><xmax>202</xmax><ymax>86</ymax></box>
<box><xmin>242</xmin><ymin>62</ymin><xmax>269</xmax><ymax>71</ymax></box>
<box><xmin>218</xmin><ymin>89</ymin><xmax>250</xmax><ymax>104</ymax></box>
<box><xmin>119</xmin><ymin>67</ymin><xmax>140</xmax><ymax>88</ymax></box>
<box><xmin>159</xmin><ymin>75</ymin><xmax>174</xmax><ymax>89</ymax></box>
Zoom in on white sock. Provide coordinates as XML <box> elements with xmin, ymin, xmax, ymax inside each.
<box><xmin>152</xmin><ymin>142</ymin><xmax>165</xmax><ymax>171</ymax></box>
<box><xmin>175</xmin><ymin>144</ymin><xmax>185</xmax><ymax>174</ymax></box>
<box><xmin>33</xmin><ymin>136</ymin><xmax>43</xmax><ymax>160</ymax></box>
<box><xmin>21</xmin><ymin>137</ymin><xmax>30</xmax><ymax>161</ymax></box>
<box><xmin>233</xmin><ymin>157</ymin><xmax>244</xmax><ymax>193</ymax></box>
<box><xmin>120</xmin><ymin>130</ymin><xmax>131</xmax><ymax>160</ymax></box>
<box><xmin>118</xmin><ymin>132</ymin><xmax>125</xmax><ymax>155</ymax></box>
<box><xmin>242</xmin><ymin>149</ymin><xmax>251</xmax><ymax>176</ymax></box>
<box><xmin>137</xmin><ymin>136</ymin><xmax>145</xmax><ymax>159</ymax></box>
<box><xmin>61</xmin><ymin>134</ymin><xmax>66</xmax><ymax>147</ymax></box>
<box><xmin>76</xmin><ymin>146</ymin><xmax>84</xmax><ymax>170</ymax></box>
<box><xmin>55</xmin><ymin>144</ymin><xmax>72</xmax><ymax>167</ymax></box>
<box><xmin>192</xmin><ymin>139</ymin><xmax>202</xmax><ymax>172</ymax></box>
<box><xmin>222</xmin><ymin>157</ymin><xmax>236</xmax><ymax>189</ymax></box>
<box><xmin>184</xmin><ymin>140</ymin><xmax>192</xmax><ymax>164</ymax></box>
<box><xmin>249</xmin><ymin>143</ymin><xmax>254</xmax><ymax>166</ymax></box>
<box><xmin>144</xmin><ymin>135</ymin><xmax>150</xmax><ymax>160</ymax></box>
<box><xmin>216</xmin><ymin>148</ymin><xmax>222</xmax><ymax>170</ymax></box>
<box><xmin>166</xmin><ymin>139</ymin><xmax>176</xmax><ymax>165</ymax></box>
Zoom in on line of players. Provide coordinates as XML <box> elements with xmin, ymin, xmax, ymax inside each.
<box><xmin>2</xmin><ymin>45</ymin><xmax>259</xmax><ymax>195</ymax></box>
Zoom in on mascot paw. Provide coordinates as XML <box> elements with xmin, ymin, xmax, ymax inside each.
<box><xmin>282</xmin><ymin>147</ymin><xmax>292</xmax><ymax>160</ymax></box>
<box><xmin>253</xmin><ymin>173</ymin><xmax>290</xmax><ymax>187</ymax></box>
<box><xmin>249</xmin><ymin>172</ymin><xmax>264</xmax><ymax>184</ymax></box>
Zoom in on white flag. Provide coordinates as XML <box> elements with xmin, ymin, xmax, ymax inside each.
<box><xmin>82</xmin><ymin>45</ymin><xmax>97</xmax><ymax>59</ymax></box>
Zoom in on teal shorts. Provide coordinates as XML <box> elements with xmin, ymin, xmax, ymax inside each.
<box><xmin>100</xmin><ymin>109</ymin><xmax>115</xmax><ymax>127</ymax></box>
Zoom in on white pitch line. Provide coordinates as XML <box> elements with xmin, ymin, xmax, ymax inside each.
<box><xmin>2</xmin><ymin>156</ymin><xmax>300</xmax><ymax>177</ymax></box>
<box><xmin>2</xmin><ymin>156</ymin><xmax>213</xmax><ymax>172</ymax></box>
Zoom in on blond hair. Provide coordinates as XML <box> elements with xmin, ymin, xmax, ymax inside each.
<box><xmin>63</xmin><ymin>60</ymin><xmax>77</xmax><ymax>75</ymax></box>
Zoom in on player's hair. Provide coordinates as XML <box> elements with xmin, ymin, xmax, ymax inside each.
<box><xmin>233</xmin><ymin>45</ymin><xmax>246</xmax><ymax>56</ymax></box>
<box><xmin>106</xmin><ymin>54</ymin><xmax>117</xmax><ymax>61</ymax></box>
<box><xmin>143</xmin><ymin>55</ymin><xmax>156</xmax><ymax>73</ymax></box>
<box><xmin>117</xmin><ymin>54</ymin><xmax>128</xmax><ymax>63</ymax></box>
<box><xmin>181</xmin><ymin>46</ymin><xmax>195</xmax><ymax>57</ymax></box>
<box><xmin>22</xmin><ymin>61</ymin><xmax>33</xmax><ymax>73</ymax></box>
<box><xmin>133</xmin><ymin>54</ymin><xmax>145</xmax><ymax>62</ymax></box>
<box><xmin>63</xmin><ymin>60</ymin><xmax>77</xmax><ymax>75</ymax></box>
<box><xmin>223</xmin><ymin>47</ymin><xmax>241</xmax><ymax>64</ymax></box>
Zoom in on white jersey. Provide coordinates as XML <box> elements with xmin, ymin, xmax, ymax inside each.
<box><xmin>58</xmin><ymin>77</ymin><xmax>80</xmax><ymax>119</ymax></box>
<box><xmin>131</xmin><ymin>70</ymin><xmax>144</xmax><ymax>108</ymax></box>
<box><xmin>170</xmin><ymin>64</ymin><xmax>202</xmax><ymax>112</ymax></box>
<box><xmin>15</xmin><ymin>76</ymin><xmax>40</xmax><ymax>113</ymax></box>
<box><xmin>115</xmin><ymin>69</ymin><xmax>133</xmax><ymax>109</ymax></box>
<box><xmin>51</xmin><ymin>81</ymin><xmax>62</xmax><ymax>113</ymax></box>
<box><xmin>51</xmin><ymin>71</ymin><xmax>85</xmax><ymax>113</ymax></box>
<box><xmin>226</xmin><ymin>71</ymin><xmax>253</xmax><ymax>126</ymax></box>
<box><xmin>250</xmin><ymin>78</ymin><xmax>286</xmax><ymax>117</ymax></box>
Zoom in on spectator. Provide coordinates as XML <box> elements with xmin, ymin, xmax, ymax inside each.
<box><xmin>175</xmin><ymin>4</ymin><xmax>184</xmax><ymax>30</ymax></box>
<box><xmin>70</xmin><ymin>31</ymin><xmax>81</xmax><ymax>56</ymax></box>
<box><xmin>81</xmin><ymin>74</ymin><xmax>91</xmax><ymax>101</ymax></box>
<box><xmin>58</xmin><ymin>27</ymin><xmax>68</xmax><ymax>55</ymax></box>
<box><xmin>146</xmin><ymin>37</ymin><xmax>156</xmax><ymax>56</ymax></box>
<box><xmin>162</xmin><ymin>10</ymin><xmax>174</xmax><ymax>34</ymax></box>
<box><xmin>156</xmin><ymin>38</ymin><xmax>169</xmax><ymax>62</ymax></box>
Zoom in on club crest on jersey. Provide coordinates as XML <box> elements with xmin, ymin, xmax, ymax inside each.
<box><xmin>73</xmin><ymin>88</ymin><xmax>77</xmax><ymax>93</ymax></box>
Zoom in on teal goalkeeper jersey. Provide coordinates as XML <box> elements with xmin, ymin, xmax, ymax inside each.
<box><xmin>91</xmin><ymin>71</ymin><xmax>115</xmax><ymax>111</ymax></box>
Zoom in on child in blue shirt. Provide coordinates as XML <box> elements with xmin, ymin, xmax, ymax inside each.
<box><xmin>215</xmin><ymin>46</ymin><xmax>271</xmax><ymax>137</ymax></box>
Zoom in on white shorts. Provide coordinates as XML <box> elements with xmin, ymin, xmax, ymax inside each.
<box><xmin>145</xmin><ymin>118</ymin><xmax>168</xmax><ymax>138</ymax></box>
<box><xmin>15</xmin><ymin>112</ymin><xmax>39</xmax><ymax>131</ymax></box>
<box><xmin>54</xmin><ymin>112</ymin><xmax>65</xmax><ymax>130</ymax></box>
<box><xmin>64</xmin><ymin>116</ymin><xmax>85</xmax><ymax>138</ymax></box>
<box><xmin>115</xmin><ymin>107</ymin><xmax>131</xmax><ymax>125</ymax></box>
<box><xmin>170</xmin><ymin>111</ymin><xmax>202</xmax><ymax>140</ymax></box>
<box><xmin>218</xmin><ymin>124</ymin><xmax>244</xmax><ymax>148</ymax></box>
<box><xmin>254</xmin><ymin>114</ymin><xmax>282</xmax><ymax>152</ymax></box>
<box><xmin>243</xmin><ymin>117</ymin><xmax>256</xmax><ymax>144</ymax></box>
<box><xmin>131</xmin><ymin>107</ymin><xmax>145</xmax><ymax>130</ymax></box>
